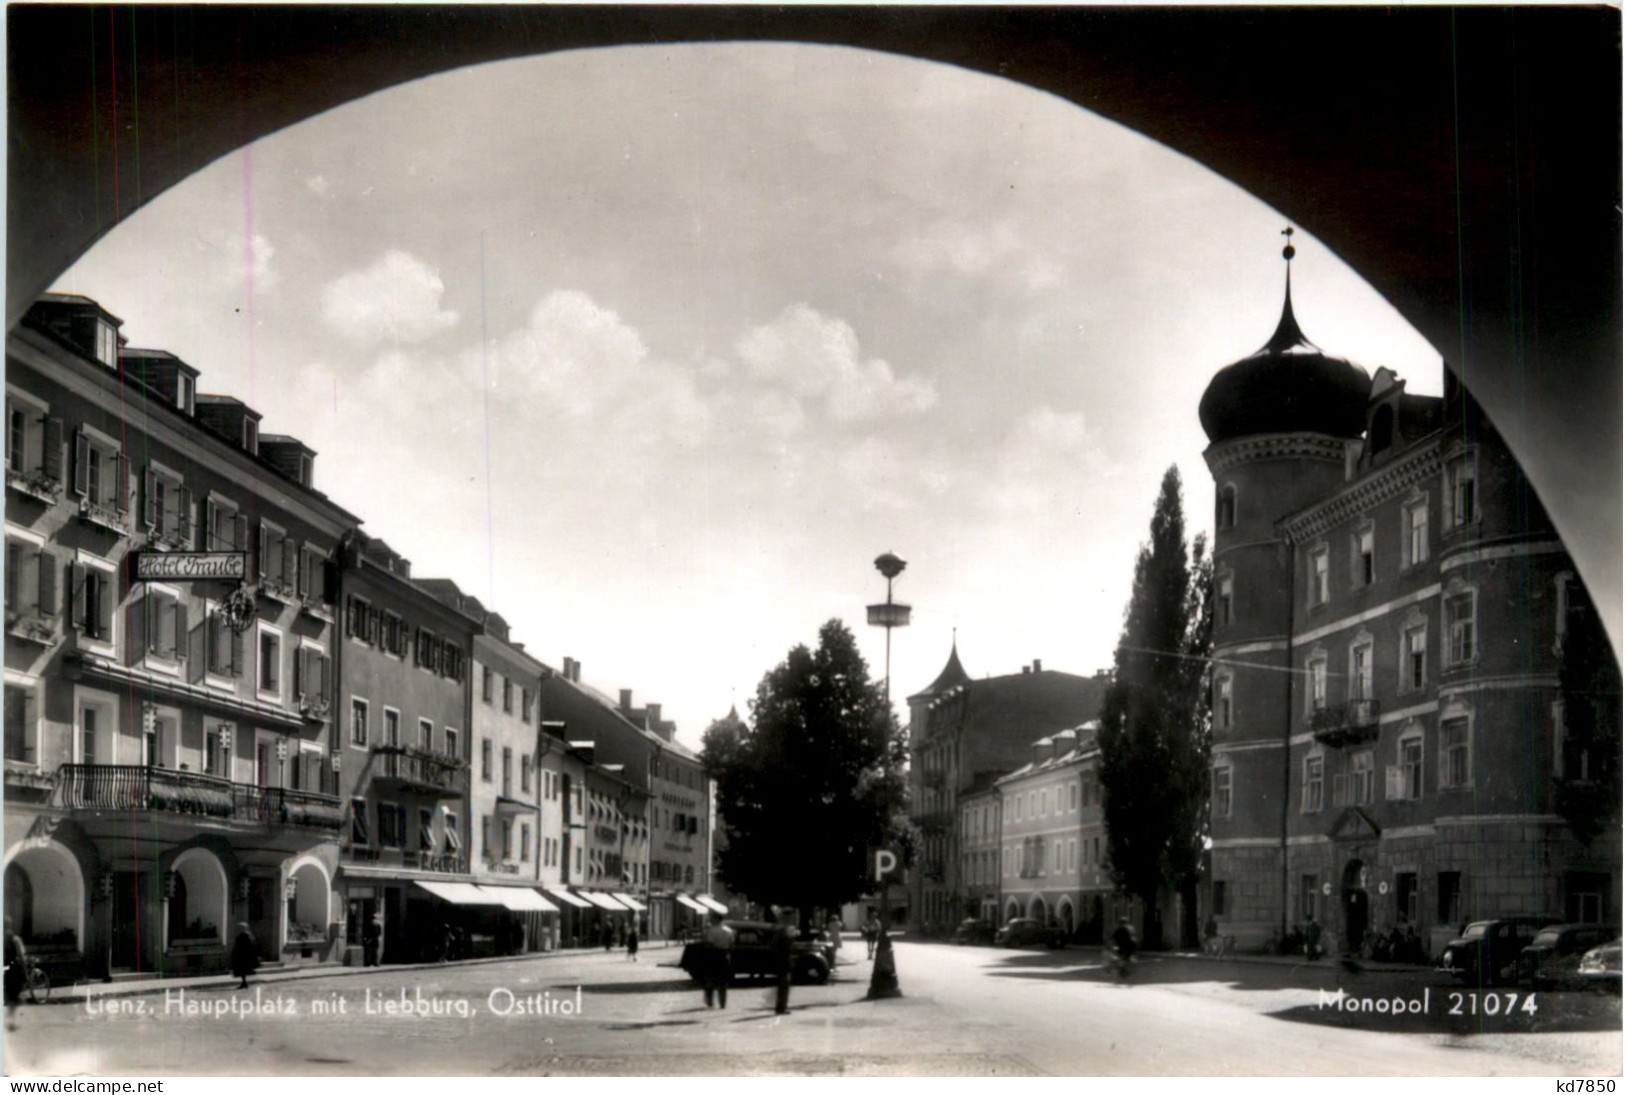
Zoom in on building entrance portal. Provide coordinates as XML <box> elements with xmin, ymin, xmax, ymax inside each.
<box><xmin>1341</xmin><ymin>859</ymin><xmax>1369</xmax><ymax>956</ymax></box>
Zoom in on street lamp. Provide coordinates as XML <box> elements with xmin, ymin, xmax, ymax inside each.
<box><xmin>866</xmin><ymin>552</ymin><xmax>909</xmax><ymax>1000</ymax></box>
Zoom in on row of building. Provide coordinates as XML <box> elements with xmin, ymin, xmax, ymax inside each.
<box><xmin>907</xmin><ymin>254</ymin><xmax>1619</xmax><ymax>954</ymax></box>
<box><xmin>4</xmin><ymin>292</ymin><xmax>724</xmax><ymax>983</ymax></box>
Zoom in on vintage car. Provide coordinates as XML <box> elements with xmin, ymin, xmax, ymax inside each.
<box><xmin>1516</xmin><ymin>924</ymin><xmax>1620</xmax><ymax>990</ymax></box>
<box><xmin>1438</xmin><ymin>916</ymin><xmax>1561</xmax><ymax>986</ymax></box>
<box><xmin>678</xmin><ymin>920</ymin><xmax>833</xmax><ymax>984</ymax></box>
<box><xmin>994</xmin><ymin>917</ymin><xmax>1066</xmax><ymax>949</ymax></box>
<box><xmin>1577</xmin><ymin>940</ymin><xmax>1622</xmax><ymax>994</ymax></box>
<box><xmin>952</xmin><ymin>918</ymin><xmax>997</xmax><ymax>946</ymax></box>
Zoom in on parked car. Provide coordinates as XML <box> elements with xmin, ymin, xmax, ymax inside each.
<box><xmin>1516</xmin><ymin>924</ymin><xmax>1620</xmax><ymax>989</ymax></box>
<box><xmin>1577</xmin><ymin>940</ymin><xmax>1622</xmax><ymax>994</ymax></box>
<box><xmin>952</xmin><ymin>918</ymin><xmax>997</xmax><ymax>946</ymax></box>
<box><xmin>678</xmin><ymin>921</ymin><xmax>832</xmax><ymax>984</ymax></box>
<box><xmin>1438</xmin><ymin>917</ymin><xmax>1561</xmax><ymax>986</ymax></box>
<box><xmin>994</xmin><ymin>917</ymin><xmax>1065</xmax><ymax>949</ymax></box>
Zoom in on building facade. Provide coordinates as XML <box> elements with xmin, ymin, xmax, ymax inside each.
<box><xmin>1201</xmin><ymin>257</ymin><xmax>1621</xmax><ymax>954</ymax></box>
<box><xmin>957</xmin><ymin>786</ymin><xmax>1001</xmax><ymax>925</ymax></box>
<box><xmin>5</xmin><ymin>295</ymin><xmax>351</xmax><ymax>982</ymax></box>
<box><xmin>908</xmin><ymin>643</ymin><xmax>1109</xmax><ymax>931</ymax></box>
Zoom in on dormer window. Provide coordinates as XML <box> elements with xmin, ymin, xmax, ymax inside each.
<box><xmin>94</xmin><ymin>322</ymin><xmax>117</xmax><ymax>367</ymax></box>
<box><xmin>1368</xmin><ymin>403</ymin><xmax>1394</xmax><ymax>454</ymax></box>
<box><xmin>298</xmin><ymin>453</ymin><xmax>313</xmax><ymax>488</ymax></box>
<box><xmin>242</xmin><ymin>418</ymin><xmax>259</xmax><ymax>455</ymax></box>
<box><xmin>176</xmin><ymin>373</ymin><xmax>195</xmax><ymax>416</ymax></box>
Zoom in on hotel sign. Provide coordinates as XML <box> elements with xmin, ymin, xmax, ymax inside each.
<box><xmin>133</xmin><ymin>552</ymin><xmax>247</xmax><ymax>582</ymax></box>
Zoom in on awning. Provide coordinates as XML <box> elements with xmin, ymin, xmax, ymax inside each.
<box><xmin>676</xmin><ymin>894</ymin><xmax>709</xmax><ymax>913</ymax></box>
<box><xmin>416</xmin><ymin>881</ymin><xmax>507</xmax><ymax>906</ymax></box>
<box><xmin>475</xmin><ymin>885</ymin><xmax>559</xmax><ymax>913</ymax></box>
<box><xmin>696</xmin><ymin>895</ymin><xmax>729</xmax><ymax>915</ymax></box>
<box><xmin>581</xmin><ymin>891</ymin><xmax>628</xmax><ymax>912</ymax></box>
<box><xmin>609</xmin><ymin>893</ymin><xmax>646</xmax><ymax>913</ymax></box>
<box><xmin>545</xmin><ymin>888</ymin><xmax>594</xmax><ymax>909</ymax></box>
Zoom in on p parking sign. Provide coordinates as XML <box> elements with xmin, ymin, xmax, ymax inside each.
<box><xmin>872</xmin><ymin>848</ymin><xmax>900</xmax><ymax>884</ymax></box>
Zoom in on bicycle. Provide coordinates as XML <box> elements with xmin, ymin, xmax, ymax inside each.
<box><xmin>9</xmin><ymin>959</ymin><xmax>49</xmax><ymax>1004</ymax></box>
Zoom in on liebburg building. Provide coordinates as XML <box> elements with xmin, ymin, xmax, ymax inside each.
<box><xmin>1200</xmin><ymin>249</ymin><xmax>1620</xmax><ymax>954</ymax></box>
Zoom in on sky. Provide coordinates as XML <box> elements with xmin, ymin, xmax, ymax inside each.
<box><xmin>50</xmin><ymin>42</ymin><xmax>1445</xmax><ymax>751</ymax></box>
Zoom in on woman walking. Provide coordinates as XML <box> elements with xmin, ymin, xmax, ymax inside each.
<box><xmin>230</xmin><ymin>923</ymin><xmax>260</xmax><ymax>989</ymax></box>
<box><xmin>626</xmin><ymin>924</ymin><xmax>640</xmax><ymax>962</ymax></box>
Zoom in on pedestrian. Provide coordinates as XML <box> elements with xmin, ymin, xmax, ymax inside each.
<box><xmin>1203</xmin><ymin>914</ymin><xmax>1219</xmax><ymax>956</ymax></box>
<box><xmin>230</xmin><ymin>922</ymin><xmax>259</xmax><ymax>989</ymax></box>
<box><xmin>769</xmin><ymin>909</ymin><xmax>793</xmax><ymax>1015</ymax></box>
<box><xmin>701</xmin><ymin>911</ymin><xmax>735</xmax><ymax>1009</ymax></box>
<box><xmin>603</xmin><ymin>921</ymin><xmax>614</xmax><ymax>952</ymax></box>
<box><xmin>4</xmin><ymin>918</ymin><xmax>26</xmax><ymax>1032</ymax></box>
<box><xmin>626</xmin><ymin>923</ymin><xmax>639</xmax><ymax>962</ymax></box>
<box><xmin>826</xmin><ymin>915</ymin><xmax>843</xmax><ymax>966</ymax></box>
<box><xmin>1304</xmin><ymin>914</ymin><xmax>1322</xmax><ymax>961</ymax></box>
<box><xmin>864</xmin><ymin>911</ymin><xmax>881</xmax><ymax>959</ymax></box>
<box><xmin>363</xmin><ymin>914</ymin><xmax>382</xmax><ymax>967</ymax></box>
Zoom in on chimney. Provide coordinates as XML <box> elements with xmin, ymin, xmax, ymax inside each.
<box><xmin>562</xmin><ymin>657</ymin><xmax>576</xmax><ymax>681</ymax></box>
<box><xmin>1033</xmin><ymin>736</ymin><xmax>1052</xmax><ymax>765</ymax></box>
<box><xmin>570</xmin><ymin>660</ymin><xmax>581</xmax><ymax>683</ymax></box>
<box><xmin>646</xmin><ymin>703</ymin><xmax>661</xmax><ymax>727</ymax></box>
<box><xmin>1032</xmin><ymin>659</ymin><xmax>1043</xmax><ymax>673</ymax></box>
<box><xmin>619</xmin><ymin>689</ymin><xmax>633</xmax><ymax>712</ymax></box>
<box><xmin>1022</xmin><ymin>665</ymin><xmax>1031</xmax><ymax>674</ymax></box>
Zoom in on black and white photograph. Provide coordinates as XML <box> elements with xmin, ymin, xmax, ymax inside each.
<box><xmin>3</xmin><ymin>3</ymin><xmax>1621</xmax><ymax>1080</ymax></box>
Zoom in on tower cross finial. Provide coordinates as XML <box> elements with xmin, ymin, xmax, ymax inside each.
<box><xmin>1281</xmin><ymin>225</ymin><xmax>1296</xmax><ymax>262</ymax></box>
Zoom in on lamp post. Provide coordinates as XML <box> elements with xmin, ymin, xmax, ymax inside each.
<box><xmin>866</xmin><ymin>552</ymin><xmax>909</xmax><ymax>1000</ymax></box>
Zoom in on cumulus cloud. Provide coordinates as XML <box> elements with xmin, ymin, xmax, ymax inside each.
<box><xmin>893</xmin><ymin>219</ymin><xmax>1064</xmax><ymax>292</ymax></box>
<box><xmin>735</xmin><ymin>304</ymin><xmax>937</xmax><ymax>422</ymax></box>
<box><xmin>192</xmin><ymin>228</ymin><xmax>280</xmax><ymax>291</ymax></box>
<box><xmin>980</xmin><ymin>408</ymin><xmax>1109</xmax><ymax>514</ymax></box>
<box><xmin>321</xmin><ymin>250</ymin><xmax>461</xmax><ymax>344</ymax></box>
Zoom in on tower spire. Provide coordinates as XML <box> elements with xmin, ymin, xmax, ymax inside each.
<box><xmin>1262</xmin><ymin>226</ymin><xmax>1311</xmax><ymax>353</ymax></box>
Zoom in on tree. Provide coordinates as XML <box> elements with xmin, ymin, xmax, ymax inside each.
<box><xmin>1097</xmin><ymin>466</ymin><xmax>1212</xmax><ymax>948</ymax></box>
<box><xmin>702</xmin><ymin>619</ymin><xmax>909</xmax><ymax>930</ymax></box>
<box><xmin>1554</xmin><ymin>583</ymin><xmax>1622</xmax><ymax>845</ymax></box>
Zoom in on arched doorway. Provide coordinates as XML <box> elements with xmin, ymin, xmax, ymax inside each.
<box><xmin>1341</xmin><ymin>859</ymin><xmax>1369</xmax><ymax>956</ymax></box>
<box><xmin>1028</xmin><ymin>895</ymin><xmax>1048</xmax><ymax>924</ymax></box>
<box><xmin>168</xmin><ymin>848</ymin><xmax>229</xmax><ymax>950</ymax></box>
<box><xmin>286</xmin><ymin>857</ymin><xmax>333</xmax><ymax>952</ymax></box>
<box><xmin>3</xmin><ymin>843</ymin><xmax>84</xmax><ymax>951</ymax></box>
<box><xmin>1004</xmin><ymin>898</ymin><xmax>1020</xmax><ymax>924</ymax></box>
<box><xmin>1059</xmin><ymin>899</ymin><xmax>1075</xmax><ymax>937</ymax></box>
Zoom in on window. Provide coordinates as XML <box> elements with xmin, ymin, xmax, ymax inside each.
<box><xmin>1070</xmin><ymin>782</ymin><xmax>1079</xmax><ymax>811</ymax></box>
<box><xmin>1300</xmin><ymin>874</ymin><xmax>1318</xmax><ymax>921</ymax></box>
<box><xmin>201</xmin><ymin>495</ymin><xmax>245</xmax><ymax>552</ymax></box>
<box><xmin>350</xmin><ymin>698</ymin><xmax>369</xmax><ymax>747</ymax></box>
<box><xmin>502</xmin><ymin>679</ymin><xmax>513</xmax><ymax>714</ymax></box>
<box><xmin>419</xmin><ymin>808</ymin><xmax>435</xmax><ymax>852</ymax></box>
<box><xmin>382</xmin><ymin>612</ymin><xmax>407</xmax><ymax>657</ymax></box>
<box><xmin>1307</xmin><ymin>656</ymin><xmax>1328</xmax><ymax>713</ymax></box>
<box><xmin>1352</xmin><ymin>525</ymin><xmax>1375</xmax><ymax>587</ymax></box>
<box><xmin>521</xmin><ymin>825</ymin><xmax>530</xmax><ymax>862</ymax></box>
<box><xmin>204</xmin><ymin>600</ymin><xmax>244</xmax><ymax>678</ymax></box>
<box><xmin>1439</xmin><ymin>717</ymin><xmax>1470</xmax><ymax>789</ymax></box>
<box><xmin>1350</xmin><ymin>641</ymin><xmax>1373</xmax><ymax>701</ymax></box>
<box><xmin>521</xmin><ymin>688</ymin><xmax>533</xmax><ymax>723</ymax></box>
<box><xmin>1401</xmin><ymin>621</ymin><xmax>1428</xmax><ymax>692</ymax></box>
<box><xmin>141</xmin><ymin>464</ymin><xmax>190</xmax><ymax>546</ymax></box>
<box><xmin>1438</xmin><ymin>871</ymin><xmax>1463</xmax><ymax>926</ymax></box>
<box><xmin>502</xmin><ymin>820</ymin><xmax>513</xmax><ymax>859</ymax></box>
<box><xmin>71</xmin><ymin>559</ymin><xmax>117</xmax><ymax>643</ymax></box>
<box><xmin>5</xmin><ymin>686</ymin><xmax>37</xmax><ymax>763</ymax></box>
<box><xmin>481</xmin><ymin>817</ymin><xmax>490</xmax><ymax>857</ymax></box>
<box><xmin>521</xmin><ymin>755</ymin><xmax>531</xmax><ymax>794</ymax></box>
<box><xmin>1395</xmin><ymin>872</ymin><xmax>1418</xmax><ymax>924</ymax></box>
<box><xmin>482</xmin><ymin>666</ymin><xmax>494</xmax><ymax>704</ymax></box>
<box><xmin>257</xmin><ymin>520</ymin><xmax>299</xmax><ymax>594</ymax></box>
<box><xmin>258</xmin><ymin>627</ymin><xmax>282</xmax><ymax>697</ymax></box>
<box><xmin>298</xmin><ymin>544</ymin><xmax>331</xmax><ymax>606</ymax></box>
<box><xmin>1215</xmin><ymin>673</ymin><xmax>1233</xmax><ymax>729</ymax></box>
<box><xmin>350</xmin><ymin>797</ymin><xmax>369</xmax><ymax>845</ymax></box>
<box><xmin>1212</xmin><ymin>881</ymin><xmax>1228</xmax><ymax>917</ymax></box>
<box><xmin>1309</xmin><ymin>546</ymin><xmax>1330</xmax><ymax>607</ymax></box>
<box><xmin>481</xmin><ymin>739</ymin><xmax>493</xmax><ymax>781</ymax></box>
<box><xmin>502</xmin><ymin>747</ymin><xmax>513</xmax><ymax>796</ymax></box>
<box><xmin>176</xmin><ymin>372</ymin><xmax>194</xmax><ymax>415</ymax></box>
<box><xmin>1403</xmin><ymin>497</ymin><xmax>1429</xmax><ymax>567</ymax></box>
<box><xmin>1350</xmin><ymin>751</ymin><xmax>1374</xmax><ymax>805</ymax></box>
<box><xmin>1212</xmin><ymin>764</ymin><xmax>1233</xmax><ymax>819</ymax></box>
<box><xmin>5</xmin><ymin>535</ymin><xmax>58</xmax><ymax>630</ymax></box>
<box><xmin>383</xmin><ymin>708</ymin><xmax>400</xmax><ymax>748</ymax></box>
<box><xmin>1445</xmin><ymin>591</ymin><xmax>1476</xmax><ymax>667</ymax></box>
<box><xmin>445</xmin><ymin>727</ymin><xmax>459</xmax><ymax>760</ymax></box>
<box><xmin>419</xmin><ymin>718</ymin><xmax>434</xmax><ymax>751</ymax></box>
<box><xmin>1217</xmin><ymin>485</ymin><xmax>1236</xmax><ymax>529</ymax></box>
<box><xmin>1391</xmin><ymin>731</ymin><xmax>1423</xmax><ymax>801</ymax></box>
<box><xmin>1217</xmin><ymin>573</ymin><xmax>1233</xmax><ymax>626</ymax></box>
<box><xmin>1448</xmin><ymin>456</ymin><xmax>1477</xmax><ymax>528</ymax></box>
<box><xmin>242</xmin><ymin>417</ymin><xmax>259</xmax><ymax>455</ymax></box>
<box><xmin>5</xmin><ymin>391</ymin><xmax>62</xmax><ymax>490</ymax></box>
<box><xmin>94</xmin><ymin>320</ymin><xmax>117</xmax><ymax>367</ymax></box>
<box><xmin>292</xmin><ymin>644</ymin><xmax>329</xmax><ymax>705</ymax></box>
<box><xmin>72</xmin><ymin>427</ymin><xmax>127</xmax><ymax>516</ymax></box>
<box><xmin>1301</xmin><ymin>754</ymin><xmax>1324</xmax><ymax>813</ymax></box>
<box><xmin>378</xmin><ymin>802</ymin><xmax>404</xmax><ymax>848</ymax></box>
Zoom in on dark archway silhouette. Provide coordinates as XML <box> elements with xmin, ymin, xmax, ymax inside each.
<box><xmin>9</xmin><ymin>6</ymin><xmax>1619</xmax><ymax>640</ymax></box>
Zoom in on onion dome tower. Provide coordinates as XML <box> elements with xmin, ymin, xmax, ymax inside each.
<box><xmin>1201</xmin><ymin>230</ymin><xmax>1373</xmax><ymax>948</ymax></box>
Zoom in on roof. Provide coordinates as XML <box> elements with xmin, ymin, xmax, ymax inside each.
<box><xmin>994</xmin><ymin>721</ymin><xmax>1101</xmax><ymax>787</ymax></box>
<box><xmin>909</xmin><ymin>640</ymin><xmax>971</xmax><ymax>701</ymax></box>
<box><xmin>1198</xmin><ymin>264</ymin><xmax>1371</xmax><ymax>445</ymax></box>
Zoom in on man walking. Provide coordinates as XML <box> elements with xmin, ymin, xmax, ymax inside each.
<box><xmin>863</xmin><ymin>911</ymin><xmax>881</xmax><ymax>959</ymax></box>
<box><xmin>701</xmin><ymin>912</ymin><xmax>734</xmax><ymax>1009</ymax></box>
<box><xmin>769</xmin><ymin>909</ymin><xmax>793</xmax><ymax>1015</ymax></box>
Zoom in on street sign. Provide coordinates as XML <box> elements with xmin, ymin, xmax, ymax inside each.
<box><xmin>873</xmin><ymin>848</ymin><xmax>900</xmax><ymax>884</ymax></box>
<box><xmin>133</xmin><ymin>551</ymin><xmax>247</xmax><ymax>582</ymax></box>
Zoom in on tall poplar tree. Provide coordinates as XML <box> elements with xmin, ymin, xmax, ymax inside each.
<box><xmin>1098</xmin><ymin>466</ymin><xmax>1213</xmax><ymax>948</ymax></box>
<box><xmin>701</xmin><ymin>619</ymin><xmax>909</xmax><ymax>929</ymax></box>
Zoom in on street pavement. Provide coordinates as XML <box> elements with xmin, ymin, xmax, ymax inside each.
<box><xmin>4</xmin><ymin>937</ymin><xmax>1618</xmax><ymax>1076</ymax></box>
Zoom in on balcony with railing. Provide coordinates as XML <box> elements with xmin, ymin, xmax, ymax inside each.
<box><xmin>369</xmin><ymin>745</ymin><xmax>468</xmax><ymax>798</ymax></box>
<box><xmin>1311</xmin><ymin>697</ymin><xmax>1381</xmax><ymax>747</ymax></box>
<box><xmin>51</xmin><ymin>764</ymin><xmax>344</xmax><ymax>832</ymax></box>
